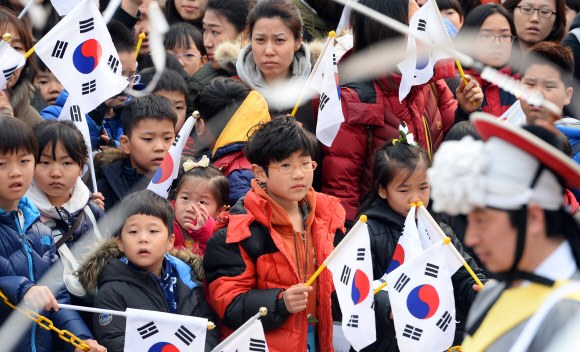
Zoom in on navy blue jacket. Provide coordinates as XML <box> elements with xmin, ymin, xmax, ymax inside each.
<box><xmin>0</xmin><ymin>198</ymin><xmax>92</xmax><ymax>352</ymax></box>
<box><xmin>208</xmin><ymin>142</ymin><xmax>254</xmax><ymax>206</ymax></box>
<box><xmin>94</xmin><ymin>157</ymin><xmax>151</xmax><ymax>211</ymax></box>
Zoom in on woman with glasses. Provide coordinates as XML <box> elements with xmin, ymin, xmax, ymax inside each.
<box><xmin>454</xmin><ymin>3</ymin><xmax>521</xmax><ymax>117</ymax></box>
<box><xmin>503</xmin><ymin>0</ymin><xmax>566</xmax><ymax>52</ymax></box>
<box><xmin>165</xmin><ymin>23</ymin><xmax>208</xmax><ymax>77</ymax></box>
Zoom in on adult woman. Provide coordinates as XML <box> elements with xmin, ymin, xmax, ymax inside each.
<box><xmin>186</xmin><ymin>0</ymin><xmax>256</xmax><ymax>115</ymax></box>
<box><xmin>455</xmin><ymin>3</ymin><xmax>520</xmax><ymax>117</ymax></box>
<box><xmin>0</xmin><ymin>8</ymin><xmax>43</xmax><ymax>128</ymax></box>
<box><xmin>164</xmin><ymin>0</ymin><xmax>207</xmax><ymax>29</ymax></box>
<box><xmin>321</xmin><ymin>0</ymin><xmax>483</xmax><ymax>226</ymax></box>
<box><xmin>503</xmin><ymin>0</ymin><xmax>566</xmax><ymax>52</ymax></box>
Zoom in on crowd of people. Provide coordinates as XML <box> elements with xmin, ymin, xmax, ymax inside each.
<box><xmin>1</xmin><ymin>0</ymin><xmax>580</xmax><ymax>351</ymax></box>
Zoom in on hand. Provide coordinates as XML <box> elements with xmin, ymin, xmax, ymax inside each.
<box><xmin>99</xmin><ymin>130</ymin><xmax>110</xmax><ymax>151</ymax></box>
<box><xmin>75</xmin><ymin>339</ymin><xmax>107</xmax><ymax>352</ymax></box>
<box><xmin>183</xmin><ymin>203</ymin><xmax>209</xmax><ymax>232</ymax></box>
<box><xmin>23</xmin><ymin>286</ymin><xmax>58</xmax><ymax>311</ymax></box>
<box><xmin>0</xmin><ymin>87</ymin><xmax>13</xmax><ymax>117</ymax></box>
<box><xmin>92</xmin><ymin>192</ymin><xmax>105</xmax><ymax>210</ymax></box>
<box><xmin>456</xmin><ymin>75</ymin><xmax>483</xmax><ymax>113</ymax></box>
<box><xmin>283</xmin><ymin>284</ymin><xmax>312</xmax><ymax>314</ymax></box>
<box><xmin>390</xmin><ymin>311</ymin><xmax>394</xmax><ymax>320</ymax></box>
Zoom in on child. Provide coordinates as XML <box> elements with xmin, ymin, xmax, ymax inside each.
<box><xmin>437</xmin><ymin>0</ymin><xmax>464</xmax><ymax>35</ymax></box>
<box><xmin>204</xmin><ymin>116</ymin><xmax>346</xmax><ymax>352</ymax></box>
<box><xmin>356</xmin><ymin>132</ymin><xmax>487</xmax><ymax>351</ymax></box>
<box><xmin>34</xmin><ymin>53</ymin><xmax>64</xmax><ymax>107</ymax></box>
<box><xmin>173</xmin><ymin>163</ymin><xmax>229</xmax><ymax>256</ymax></box>
<box><xmin>0</xmin><ymin>116</ymin><xmax>105</xmax><ymax>352</ymax></box>
<box><xmin>77</xmin><ymin>190</ymin><xmax>219</xmax><ymax>351</ymax></box>
<box><xmin>165</xmin><ymin>23</ymin><xmax>208</xmax><ymax>77</ymax></box>
<box><xmin>94</xmin><ymin>94</ymin><xmax>177</xmax><ymax>210</ymax></box>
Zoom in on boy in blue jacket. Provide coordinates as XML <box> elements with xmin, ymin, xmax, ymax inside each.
<box><xmin>0</xmin><ymin>116</ymin><xmax>105</xmax><ymax>352</ymax></box>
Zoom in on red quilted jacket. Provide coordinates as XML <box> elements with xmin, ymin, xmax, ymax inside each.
<box><xmin>462</xmin><ymin>65</ymin><xmax>519</xmax><ymax>117</ymax></box>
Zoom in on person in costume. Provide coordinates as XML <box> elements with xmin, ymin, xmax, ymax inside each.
<box><xmin>428</xmin><ymin>113</ymin><xmax>580</xmax><ymax>352</ymax></box>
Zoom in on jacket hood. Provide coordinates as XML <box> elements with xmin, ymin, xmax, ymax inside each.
<box><xmin>555</xmin><ymin>118</ymin><xmax>580</xmax><ymax>139</ymax></box>
<box><xmin>211</xmin><ymin>90</ymin><xmax>271</xmax><ymax>157</ymax></box>
<box><xmin>363</xmin><ymin>197</ymin><xmax>406</xmax><ymax>231</ymax></box>
<box><xmin>25</xmin><ymin>178</ymin><xmax>92</xmax><ymax>219</ymax></box>
<box><xmin>95</xmin><ymin>147</ymin><xmax>129</xmax><ymax>171</ymax></box>
<box><xmin>76</xmin><ymin>237</ymin><xmax>205</xmax><ymax>292</ymax></box>
<box><xmin>0</xmin><ymin>197</ymin><xmax>41</xmax><ymax>232</ymax></box>
<box><xmin>55</xmin><ymin>90</ymin><xmax>69</xmax><ymax>107</ymax></box>
<box><xmin>570</xmin><ymin>13</ymin><xmax>580</xmax><ymax>31</ymax></box>
<box><xmin>7</xmin><ymin>61</ymin><xmax>36</xmax><ymax>117</ymax></box>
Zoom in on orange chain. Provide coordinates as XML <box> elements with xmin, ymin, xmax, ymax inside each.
<box><xmin>0</xmin><ymin>289</ymin><xmax>90</xmax><ymax>351</ymax></box>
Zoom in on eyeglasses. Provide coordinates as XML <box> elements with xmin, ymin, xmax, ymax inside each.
<box><xmin>123</xmin><ymin>74</ymin><xmax>142</xmax><ymax>85</ymax></box>
<box><xmin>478</xmin><ymin>34</ymin><xmax>516</xmax><ymax>46</ymax></box>
<box><xmin>515</xmin><ymin>5</ymin><xmax>556</xmax><ymax>18</ymax></box>
<box><xmin>170</xmin><ymin>53</ymin><xmax>202</xmax><ymax>64</ymax></box>
<box><xmin>267</xmin><ymin>161</ymin><xmax>318</xmax><ymax>174</ymax></box>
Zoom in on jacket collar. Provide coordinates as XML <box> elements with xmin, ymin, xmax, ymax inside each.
<box><xmin>364</xmin><ymin>197</ymin><xmax>406</xmax><ymax>231</ymax></box>
<box><xmin>25</xmin><ymin>178</ymin><xmax>91</xmax><ymax>219</ymax></box>
<box><xmin>102</xmin><ymin>158</ymin><xmax>149</xmax><ymax>200</ymax></box>
<box><xmin>0</xmin><ymin>197</ymin><xmax>41</xmax><ymax>232</ymax></box>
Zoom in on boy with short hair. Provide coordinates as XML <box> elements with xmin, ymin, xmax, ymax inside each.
<box><xmin>78</xmin><ymin>190</ymin><xmax>219</xmax><ymax>351</ymax></box>
<box><xmin>203</xmin><ymin>116</ymin><xmax>346</xmax><ymax>352</ymax></box>
<box><xmin>0</xmin><ymin>116</ymin><xmax>105</xmax><ymax>352</ymax></box>
<box><xmin>94</xmin><ymin>94</ymin><xmax>177</xmax><ymax>210</ymax></box>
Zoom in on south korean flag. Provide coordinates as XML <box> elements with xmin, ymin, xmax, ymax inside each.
<box><xmin>124</xmin><ymin>308</ymin><xmax>208</xmax><ymax>352</ymax></box>
<box><xmin>0</xmin><ymin>43</ymin><xmax>25</xmax><ymax>89</ymax></box>
<box><xmin>35</xmin><ymin>0</ymin><xmax>127</xmax><ymax>112</ymax></box>
<box><xmin>211</xmin><ymin>314</ymin><xmax>269</xmax><ymax>352</ymax></box>
<box><xmin>387</xmin><ymin>242</ymin><xmax>456</xmax><ymax>352</ymax></box>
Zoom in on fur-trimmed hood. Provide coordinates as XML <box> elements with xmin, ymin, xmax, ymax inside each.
<box><xmin>76</xmin><ymin>237</ymin><xmax>205</xmax><ymax>293</ymax></box>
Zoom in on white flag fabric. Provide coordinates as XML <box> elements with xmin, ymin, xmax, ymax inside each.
<box><xmin>211</xmin><ymin>315</ymin><xmax>269</xmax><ymax>352</ymax></box>
<box><xmin>50</xmin><ymin>0</ymin><xmax>82</xmax><ymax>16</ymax></box>
<box><xmin>35</xmin><ymin>0</ymin><xmax>128</xmax><ymax>113</ymax></box>
<box><xmin>0</xmin><ymin>43</ymin><xmax>25</xmax><ymax>89</ymax></box>
<box><xmin>147</xmin><ymin>116</ymin><xmax>195</xmax><ymax>198</ymax></box>
<box><xmin>385</xmin><ymin>206</ymin><xmax>424</xmax><ymax>276</ymax></box>
<box><xmin>308</xmin><ymin>41</ymin><xmax>344</xmax><ymax>147</ymax></box>
<box><xmin>58</xmin><ymin>95</ymin><xmax>92</xmax><ymax>178</ymax></box>
<box><xmin>387</xmin><ymin>242</ymin><xmax>456</xmax><ymax>352</ymax></box>
<box><xmin>325</xmin><ymin>220</ymin><xmax>376</xmax><ymax>351</ymax></box>
<box><xmin>124</xmin><ymin>308</ymin><xmax>208</xmax><ymax>352</ymax></box>
<box><xmin>397</xmin><ymin>0</ymin><xmax>453</xmax><ymax>102</ymax></box>
<box><xmin>417</xmin><ymin>209</ymin><xmax>462</xmax><ymax>274</ymax></box>
<box><xmin>498</xmin><ymin>100</ymin><xmax>526</xmax><ymax>126</ymax></box>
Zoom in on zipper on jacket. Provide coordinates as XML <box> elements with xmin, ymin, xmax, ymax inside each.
<box><xmin>16</xmin><ymin>213</ymin><xmax>38</xmax><ymax>352</ymax></box>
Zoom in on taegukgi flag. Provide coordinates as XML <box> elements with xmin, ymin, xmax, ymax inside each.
<box><xmin>211</xmin><ymin>314</ymin><xmax>269</xmax><ymax>352</ymax></box>
<box><xmin>124</xmin><ymin>308</ymin><xmax>208</xmax><ymax>352</ymax></box>
<box><xmin>147</xmin><ymin>116</ymin><xmax>195</xmax><ymax>198</ymax></box>
<box><xmin>50</xmin><ymin>0</ymin><xmax>83</xmax><ymax>16</ymax></box>
<box><xmin>387</xmin><ymin>242</ymin><xmax>456</xmax><ymax>352</ymax></box>
<box><xmin>35</xmin><ymin>0</ymin><xmax>128</xmax><ymax>113</ymax></box>
<box><xmin>397</xmin><ymin>0</ymin><xmax>453</xmax><ymax>102</ymax></box>
<box><xmin>325</xmin><ymin>219</ymin><xmax>376</xmax><ymax>351</ymax></box>
<box><xmin>416</xmin><ymin>208</ymin><xmax>462</xmax><ymax>274</ymax></box>
<box><xmin>0</xmin><ymin>42</ymin><xmax>25</xmax><ymax>89</ymax></box>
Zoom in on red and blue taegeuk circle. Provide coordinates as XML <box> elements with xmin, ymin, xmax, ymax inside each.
<box><xmin>387</xmin><ymin>244</ymin><xmax>405</xmax><ymax>274</ymax></box>
<box><xmin>406</xmin><ymin>284</ymin><xmax>440</xmax><ymax>320</ymax></box>
<box><xmin>148</xmin><ymin>342</ymin><xmax>180</xmax><ymax>352</ymax></box>
<box><xmin>72</xmin><ymin>39</ymin><xmax>102</xmax><ymax>74</ymax></box>
<box><xmin>151</xmin><ymin>154</ymin><xmax>173</xmax><ymax>184</ymax></box>
<box><xmin>351</xmin><ymin>269</ymin><xmax>370</xmax><ymax>305</ymax></box>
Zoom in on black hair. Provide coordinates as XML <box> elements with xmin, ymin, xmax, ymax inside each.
<box><xmin>248</xmin><ymin>0</ymin><xmax>303</xmax><ymax>41</ymax></box>
<box><xmin>139</xmin><ymin>68</ymin><xmax>188</xmax><ymax>97</ymax></box>
<box><xmin>206</xmin><ymin>0</ymin><xmax>257</xmax><ymax>33</ymax></box>
<box><xmin>34</xmin><ymin>52</ymin><xmax>49</xmax><ymax>73</ymax></box>
<box><xmin>118</xmin><ymin>190</ymin><xmax>175</xmax><ymax>238</ymax></box>
<box><xmin>520</xmin><ymin>41</ymin><xmax>574</xmax><ymax>87</ymax></box>
<box><xmin>122</xmin><ymin>95</ymin><xmax>178</xmax><ymax>138</ymax></box>
<box><xmin>351</xmin><ymin>0</ymin><xmax>409</xmax><ymax>53</ymax></box>
<box><xmin>444</xmin><ymin>121</ymin><xmax>482</xmax><ymax>141</ymax></box>
<box><xmin>193</xmin><ymin>77</ymin><xmax>252</xmax><ymax>138</ymax></box>
<box><xmin>176</xmin><ymin>165</ymin><xmax>230</xmax><ymax>209</ymax></box>
<box><xmin>437</xmin><ymin>0</ymin><xmax>464</xmax><ymax>17</ymax></box>
<box><xmin>0</xmin><ymin>115</ymin><xmax>38</xmax><ymax>161</ymax></box>
<box><xmin>566</xmin><ymin>0</ymin><xmax>580</xmax><ymax>12</ymax></box>
<box><xmin>107</xmin><ymin>19</ymin><xmax>136</xmax><ymax>53</ymax></box>
<box><xmin>33</xmin><ymin>120</ymin><xmax>88</xmax><ymax>167</ymax></box>
<box><xmin>165</xmin><ymin>23</ymin><xmax>207</xmax><ymax>56</ymax></box>
<box><xmin>357</xmin><ymin>139</ymin><xmax>432</xmax><ymax>219</ymax></box>
<box><xmin>245</xmin><ymin>115</ymin><xmax>317</xmax><ymax>175</ymax></box>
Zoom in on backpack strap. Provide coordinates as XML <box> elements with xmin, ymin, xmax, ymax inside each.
<box><xmin>55</xmin><ymin>209</ymin><xmax>85</xmax><ymax>249</ymax></box>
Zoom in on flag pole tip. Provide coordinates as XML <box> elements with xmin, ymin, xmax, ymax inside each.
<box><xmin>409</xmin><ymin>202</ymin><xmax>416</xmax><ymax>208</ymax></box>
<box><xmin>207</xmin><ymin>321</ymin><xmax>216</xmax><ymax>330</ymax></box>
<box><xmin>139</xmin><ymin>32</ymin><xmax>146</xmax><ymax>39</ymax></box>
<box><xmin>360</xmin><ymin>215</ymin><xmax>367</xmax><ymax>223</ymax></box>
<box><xmin>2</xmin><ymin>33</ymin><xmax>10</xmax><ymax>42</ymax></box>
<box><xmin>417</xmin><ymin>201</ymin><xmax>423</xmax><ymax>207</ymax></box>
<box><xmin>443</xmin><ymin>237</ymin><xmax>451</xmax><ymax>244</ymax></box>
<box><xmin>192</xmin><ymin>110</ymin><xmax>200</xmax><ymax>119</ymax></box>
<box><xmin>259</xmin><ymin>307</ymin><xmax>268</xmax><ymax>316</ymax></box>
<box><xmin>329</xmin><ymin>31</ymin><xmax>336</xmax><ymax>37</ymax></box>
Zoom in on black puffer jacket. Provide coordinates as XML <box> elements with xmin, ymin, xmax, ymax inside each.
<box><xmin>360</xmin><ymin>197</ymin><xmax>487</xmax><ymax>351</ymax></box>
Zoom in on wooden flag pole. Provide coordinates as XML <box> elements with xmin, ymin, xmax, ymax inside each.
<box><xmin>416</xmin><ymin>202</ymin><xmax>484</xmax><ymax>289</ymax></box>
<box><xmin>290</xmin><ymin>31</ymin><xmax>335</xmax><ymax>117</ymax></box>
<box><xmin>135</xmin><ymin>32</ymin><xmax>146</xmax><ymax>59</ymax></box>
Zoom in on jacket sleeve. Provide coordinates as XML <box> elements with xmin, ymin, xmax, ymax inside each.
<box><xmin>39</xmin><ymin>105</ymin><xmax>61</xmax><ymax>121</ymax></box>
<box><xmin>92</xmin><ymin>284</ymin><xmax>128</xmax><ymax>352</ymax></box>
<box><xmin>190</xmin><ymin>286</ymin><xmax>220</xmax><ymax>352</ymax></box>
<box><xmin>0</xmin><ymin>276</ymin><xmax>34</xmax><ymax>305</ymax></box>
<box><xmin>434</xmin><ymin>80</ymin><xmax>458</xmax><ymax>134</ymax></box>
<box><xmin>50</xmin><ymin>286</ymin><xmax>93</xmax><ymax>351</ymax></box>
<box><xmin>190</xmin><ymin>216</ymin><xmax>215</xmax><ymax>253</ymax></box>
<box><xmin>204</xmin><ymin>229</ymin><xmax>291</xmax><ymax>331</ymax></box>
<box><xmin>227</xmin><ymin>169</ymin><xmax>253</xmax><ymax>206</ymax></box>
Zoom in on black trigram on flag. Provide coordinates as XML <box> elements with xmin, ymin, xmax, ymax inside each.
<box><xmin>79</xmin><ymin>18</ymin><xmax>95</xmax><ymax>33</ymax></box>
<box><xmin>357</xmin><ymin>248</ymin><xmax>365</xmax><ymax>261</ymax></box>
<box><xmin>175</xmin><ymin>325</ymin><xmax>196</xmax><ymax>346</ymax></box>
<box><xmin>394</xmin><ymin>273</ymin><xmax>410</xmax><ymax>292</ymax></box>
<box><xmin>346</xmin><ymin>315</ymin><xmax>359</xmax><ymax>328</ymax></box>
<box><xmin>371</xmin><ymin>301</ymin><xmax>375</xmax><ymax>310</ymax></box>
<box><xmin>249</xmin><ymin>338</ymin><xmax>266</xmax><ymax>352</ymax></box>
<box><xmin>340</xmin><ymin>265</ymin><xmax>351</xmax><ymax>285</ymax></box>
<box><xmin>319</xmin><ymin>92</ymin><xmax>330</xmax><ymax>111</ymax></box>
<box><xmin>70</xmin><ymin>105</ymin><xmax>82</xmax><ymax>122</ymax></box>
<box><xmin>425</xmin><ymin>263</ymin><xmax>439</xmax><ymax>278</ymax></box>
<box><xmin>332</xmin><ymin>53</ymin><xmax>337</xmax><ymax>66</ymax></box>
<box><xmin>82</xmin><ymin>80</ymin><xmax>96</xmax><ymax>95</ymax></box>
<box><xmin>137</xmin><ymin>321</ymin><xmax>159</xmax><ymax>339</ymax></box>
<box><xmin>417</xmin><ymin>19</ymin><xmax>427</xmax><ymax>31</ymax></box>
<box><xmin>436</xmin><ymin>311</ymin><xmax>452</xmax><ymax>332</ymax></box>
<box><xmin>172</xmin><ymin>134</ymin><xmax>181</xmax><ymax>147</ymax></box>
<box><xmin>107</xmin><ymin>55</ymin><xmax>119</xmax><ymax>74</ymax></box>
<box><xmin>3</xmin><ymin>66</ymin><xmax>17</xmax><ymax>80</ymax></box>
<box><xmin>403</xmin><ymin>324</ymin><xmax>422</xmax><ymax>341</ymax></box>
<box><xmin>51</xmin><ymin>40</ymin><xmax>68</xmax><ymax>59</ymax></box>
